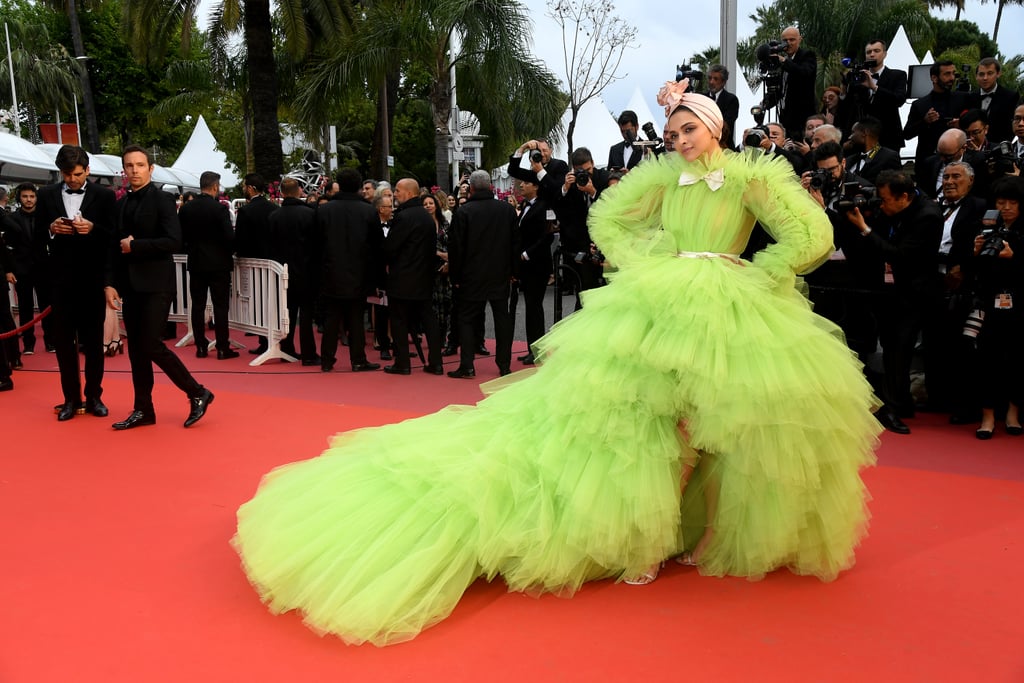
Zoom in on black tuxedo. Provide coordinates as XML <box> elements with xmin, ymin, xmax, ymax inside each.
<box><xmin>179</xmin><ymin>193</ymin><xmax>235</xmax><ymax>353</ymax></box>
<box><xmin>847</xmin><ymin>67</ymin><xmax>908</xmax><ymax>150</ymax></box>
<box><xmin>969</xmin><ymin>85</ymin><xmax>1021</xmax><ymax>144</ymax></box>
<box><xmin>234</xmin><ymin>195</ymin><xmax>277</xmax><ymax>259</ymax></box>
<box><xmin>708</xmin><ymin>88</ymin><xmax>740</xmax><ymax>149</ymax></box>
<box><xmin>508</xmin><ymin>153</ymin><xmax>569</xmax><ymax>205</ymax></box>
<box><xmin>0</xmin><ymin>226</ymin><xmax>18</xmax><ymax>374</ymax></box>
<box><xmin>383</xmin><ymin>197</ymin><xmax>441</xmax><ymax>370</ymax></box>
<box><xmin>916</xmin><ymin>151</ymin><xmax>988</xmax><ymax>200</ymax></box>
<box><xmin>516</xmin><ymin>197</ymin><xmax>554</xmax><ymax>350</ymax></box>
<box><xmin>556</xmin><ymin>169</ymin><xmax>609</xmax><ymax>309</ymax></box>
<box><xmin>314</xmin><ymin>192</ymin><xmax>381</xmax><ymax>368</ymax></box>
<box><xmin>844</xmin><ymin>146</ymin><xmax>901</xmax><ymax>184</ymax></box>
<box><xmin>35</xmin><ymin>180</ymin><xmax>116</xmax><ymax>405</ymax></box>
<box><xmin>448</xmin><ymin>189</ymin><xmax>518</xmax><ymax>373</ymax></box>
<box><xmin>903</xmin><ymin>89</ymin><xmax>971</xmax><ymax>166</ymax></box>
<box><xmin>607</xmin><ymin>140</ymin><xmax>641</xmax><ymax>171</ymax></box>
<box><xmin>109</xmin><ymin>183</ymin><xmax>204</xmax><ymax>413</ymax></box>
<box><xmin>778</xmin><ymin>48</ymin><xmax>818</xmax><ymax>139</ymax></box>
<box><xmin>1</xmin><ymin>208</ymin><xmax>52</xmax><ymax>352</ymax></box>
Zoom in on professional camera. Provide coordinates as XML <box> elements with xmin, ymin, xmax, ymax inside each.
<box><xmin>808</xmin><ymin>168</ymin><xmax>831</xmax><ymax>191</ymax></box>
<box><xmin>676</xmin><ymin>62</ymin><xmax>704</xmax><ymax>91</ymax></box>
<box><xmin>743</xmin><ymin>105</ymin><xmax>770</xmax><ymax>148</ymax></box>
<box><xmin>638</xmin><ymin>122</ymin><xmax>665</xmax><ymax>157</ymax></box>
<box><xmin>529</xmin><ymin>149</ymin><xmax>543</xmax><ymax>164</ymax></box>
<box><xmin>840</xmin><ymin>58</ymin><xmax>878</xmax><ymax>86</ymax></box>
<box><xmin>753</xmin><ymin>43</ymin><xmax>785</xmax><ymax>100</ymax></box>
<box><xmin>962</xmin><ymin>307</ymin><xmax>985</xmax><ymax>340</ymax></box>
<box><xmin>983</xmin><ymin>140</ymin><xmax>1020</xmax><ymax>175</ymax></box>
<box><xmin>978</xmin><ymin>225</ymin><xmax>1012</xmax><ymax>258</ymax></box>
<box><xmin>756</xmin><ymin>40</ymin><xmax>786</xmax><ymax>62</ymax></box>
<box><xmin>574</xmin><ymin>168</ymin><xmax>591</xmax><ymax>187</ymax></box>
<box><xmin>835</xmin><ymin>182</ymin><xmax>880</xmax><ymax>212</ymax></box>
<box><xmin>573</xmin><ymin>245</ymin><xmax>605</xmax><ymax>266</ymax></box>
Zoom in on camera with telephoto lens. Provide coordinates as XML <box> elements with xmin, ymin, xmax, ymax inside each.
<box><xmin>529</xmin><ymin>149</ymin><xmax>543</xmax><ymax>164</ymax></box>
<box><xmin>638</xmin><ymin>122</ymin><xmax>665</xmax><ymax>157</ymax></box>
<box><xmin>835</xmin><ymin>182</ymin><xmax>880</xmax><ymax>212</ymax></box>
<box><xmin>962</xmin><ymin>307</ymin><xmax>985</xmax><ymax>340</ymax></box>
<box><xmin>754</xmin><ymin>43</ymin><xmax>784</xmax><ymax>98</ymax></box>
<box><xmin>978</xmin><ymin>224</ymin><xmax>1012</xmax><ymax>258</ymax></box>
<box><xmin>574</xmin><ymin>168</ymin><xmax>590</xmax><ymax>187</ymax></box>
<box><xmin>808</xmin><ymin>168</ymin><xmax>831</xmax><ymax>191</ymax></box>
<box><xmin>841</xmin><ymin>58</ymin><xmax>878</xmax><ymax>86</ymax></box>
<box><xmin>983</xmin><ymin>140</ymin><xmax>1020</xmax><ymax>175</ymax></box>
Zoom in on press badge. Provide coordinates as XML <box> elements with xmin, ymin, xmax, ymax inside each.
<box><xmin>884</xmin><ymin>263</ymin><xmax>894</xmax><ymax>285</ymax></box>
<box><xmin>995</xmin><ymin>293</ymin><xmax>1013</xmax><ymax>309</ymax></box>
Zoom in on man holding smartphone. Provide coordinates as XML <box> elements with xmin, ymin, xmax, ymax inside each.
<box><xmin>34</xmin><ymin>145</ymin><xmax>116</xmax><ymax>421</ymax></box>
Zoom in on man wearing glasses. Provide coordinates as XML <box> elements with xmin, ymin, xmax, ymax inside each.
<box><xmin>917</xmin><ymin>129</ymin><xmax>987</xmax><ymax>201</ymax></box>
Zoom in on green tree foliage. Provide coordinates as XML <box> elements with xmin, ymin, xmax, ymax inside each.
<box><xmin>930</xmin><ymin>17</ymin><xmax>998</xmax><ymax>59</ymax></box>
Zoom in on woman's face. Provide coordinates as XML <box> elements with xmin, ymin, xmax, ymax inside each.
<box><xmin>996</xmin><ymin>197</ymin><xmax>1020</xmax><ymax>226</ymax></box>
<box><xmin>823</xmin><ymin>91</ymin><xmax>838</xmax><ymax>108</ymax></box>
<box><xmin>422</xmin><ymin>196</ymin><xmax>436</xmax><ymax>214</ymax></box>
<box><xmin>665</xmin><ymin>108</ymin><xmax>716</xmax><ymax>162</ymax></box>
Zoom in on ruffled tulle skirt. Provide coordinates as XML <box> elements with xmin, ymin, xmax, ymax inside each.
<box><xmin>234</xmin><ymin>254</ymin><xmax>879</xmax><ymax>646</ymax></box>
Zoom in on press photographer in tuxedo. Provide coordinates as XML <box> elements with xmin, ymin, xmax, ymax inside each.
<box><xmin>508</xmin><ymin>138</ymin><xmax>569</xmax><ymax>204</ymax></box>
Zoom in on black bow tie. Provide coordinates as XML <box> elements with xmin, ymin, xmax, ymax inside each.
<box><xmin>65</xmin><ymin>188</ymin><xmax>84</xmax><ymax>195</ymax></box>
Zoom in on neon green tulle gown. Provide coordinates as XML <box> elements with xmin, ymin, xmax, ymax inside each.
<box><xmin>234</xmin><ymin>149</ymin><xmax>880</xmax><ymax>646</ymax></box>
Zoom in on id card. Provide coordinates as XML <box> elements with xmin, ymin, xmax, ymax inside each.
<box><xmin>884</xmin><ymin>262</ymin><xmax>894</xmax><ymax>285</ymax></box>
<box><xmin>995</xmin><ymin>293</ymin><xmax>1013</xmax><ymax>310</ymax></box>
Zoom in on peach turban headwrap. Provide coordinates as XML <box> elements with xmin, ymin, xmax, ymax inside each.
<box><xmin>656</xmin><ymin>78</ymin><xmax>724</xmax><ymax>141</ymax></box>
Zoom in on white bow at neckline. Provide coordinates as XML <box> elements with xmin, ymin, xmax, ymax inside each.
<box><xmin>678</xmin><ymin>168</ymin><xmax>725</xmax><ymax>191</ymax></box>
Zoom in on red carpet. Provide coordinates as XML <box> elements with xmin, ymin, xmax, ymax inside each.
<box><xmin>2</xmin><ymin>344</ymin><xmax>1023</xmax><ymax>682</ymax></box>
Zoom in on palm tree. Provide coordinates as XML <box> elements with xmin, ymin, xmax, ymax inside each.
<box><xmin>294</xmin><ymin>0</ymin><xmax>565</xmax><ymax>191</ymax></box>
<box><xmin>992</xmin><ymin>0</ymin><xmax>1024</xmax><ymax>42</ymax></box>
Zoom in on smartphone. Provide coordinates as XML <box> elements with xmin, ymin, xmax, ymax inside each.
<box><xmin>60</xmin><ymin>217</ymin><xmax>75</xmax><ymax>224</ymax></box>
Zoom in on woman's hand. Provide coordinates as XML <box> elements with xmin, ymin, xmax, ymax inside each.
<box><xmin>973</xmin><ymin>234</ymin><xmax>986</xmax><ymax>256</ymax></box>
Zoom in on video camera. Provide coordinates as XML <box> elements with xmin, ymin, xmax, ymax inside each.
<box><xmin>754</xmin><ymin>42</ymin><xmax>785</xmax><ymax>100</ymax></box>
<box><xmin>676</xmin><ymin>62</ymin><xmax>704</xmax><ymax>91</ymax></box>
<box><xmin>984</xmin><ymin>140</ymin><xmax>1021</xmax><ymax>175</ymax></box>
<box><xmin>840</xmin><ymin>58</ymin><xmax>878</xmax><ymax>87</ymax></box>
<box><xmin>835</xmin><ymin>182</ymin><xmax>880</xmax><ymax>213</ymax></box>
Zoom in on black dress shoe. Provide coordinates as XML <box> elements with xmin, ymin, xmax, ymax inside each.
<box><xmin>352</xmin><ymin>361</ymin><xmax>381</xmax><ymax>372</ymax></box>
<box><xmin>84</xmin><ymin>398</ymin><xmax>109</xmax><ymax>417</ymax></box>
<box><xmin>57</xmin><ymin>401</ymin><xmax>82</xmax><ymax>421</ymax></box>
<box><xmin>499</xmin><ymin>367</ymin><xmax>512</xmax><ymax>377</ymax></box>
<box><xmin>217</xmin><ymin>348</ymin><xmax>240</xmax><ymax>360</ymax></box>
<box><xmin>877</xmin><ymin>409</ymin><xmax>911</xmax><ymax>435</ymax></box>
<box><xmin>1007</xmin><ymin>425</ymin><xmax>1023</xmax><ymax>436</ymax></box>
<box><xmin>475</xmin><ymin>345</ymin><xmax>490</xmax><ymax>356</ymax></box>
<box><xmin>441</xmin><ymin>346</ymin><xmax>459</xmax><ymax>357</ymax></box>
<box><xmin>113</xmin><ymin>410</ymin><xmax>157</xmax><ymax>430</ymax></box>
<box><xmin>520</xmin><ymin>354</ymin><xmax>535</xmax><ymax>365</ymax></box>
<box><xmin>384</xmin><ymin>365</ymin><xmax>412</xmax><ymax>375</ymax></box>
<box><xmin>0</xmin><ymin>378</ymin><xmax>12</xmax><ymax>392</ymax></box>
<box><xmin>423</xmin><ymin>364</ymin><xmax>445</xmax><ymax>375</ymax></box>
<box><xmin>301</xmin><ymin>355</ymin><xmax>321</xmax><ymax>366</ymax></box>
<box><xmin>976</xmin><ymin>428</ymin><xmax>994</xmax><ymax>440</ymax></box>
<box><xmin>249</xmin><ymin>345</ymin><xmax>268</xmax><ymax>355</ymax></box>
<box><xmin>517</xmin><ymin>353</ymin><xmax>530</xmax><ymax>362</ymax></box>
<box><xmin>447</xmin><ymin>367</ymin><xmax>476</xmax><ymax>379</ymax></box>
<box><xmin>196</xmin><ymin>345</ymin><xmax>209</xmax><ymax>358</ymax></box>
<box><xmin>321</xmin><ymin>363</ymin><xmax>335</xmax><ymax>372</ymax></box>
<box><xmin>380</xmin><ymin>349</ymin><xmax>393</xmax><ymax>361</ymax></box>
<box><xmin>184</xmin><ymin>388</ymin><xmax>214</xmax><ymax>427</ymax></box>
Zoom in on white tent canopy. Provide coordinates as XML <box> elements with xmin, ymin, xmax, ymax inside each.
<box><xmin>0</xmin><ymin>131</ymin><xmax>57</xmax><ymax>182</ymax></box>
<box><xmin>172</xmin><ymin>115</ymin><xmax>240</xmax><ymax>189</ymax></box>
<box><xmin>549</xmin><ymin>95</ymin><xmax>621</xmax><ymax>168</ymax></box>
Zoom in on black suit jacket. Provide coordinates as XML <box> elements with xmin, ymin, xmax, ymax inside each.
<box><xmin>517</xmin><ymin>198</ymin><xmax>554</xmax><ymax>279</ymax></box>
<box><xmin>0</xmin><ymin>209</ymin><xmax>39</xmax><ymax>276</ymax></box>
<box><xmin>847</xmin><ymin>67</ymin><xmax>908</xmax><ymax>150</ymax></box>
<box><xmin>507</xmin><ymin>153</ymin><xmax>569</xmax><ymax>205</ymax></box>
<box><xmin>607</xmin><ymin>141</ymin><xmax>641</xmax><ymax>171</ymax></box>
<box><xmin>779</xmin><ymin>48</ymin><xmax>818</xmax><ymax>138</ymax></box>
<box><xmin>448</xmin><ymin>189</ymin><xmax>519</xmax><ymax>301</ymax></box>
<box><xmin>234</xmin><ymin>195</ymin><xmax>278</xmax><ymax>258</ymax></box>
<box><xmin>969</xmin><ymin>86</ymin><xmax>1021</xmax><ymax>144</ymax></box>
<box><xmin>34</xmin><ymin>180</ymin><xmax>116</xmax><ymax>292</ymax></box>
<box><xmin>903</xmin><ymin>90</ymin><xmax>971</xmax><ymax>165</ymax></box>
<box><xmin>845</xmin><ymin>146</ymin><xmax>901</xmax><ymax>184</ymax></box>
<box><xmin>179</xmin><ymin>194</ymin><xmax>234</xmax><ymax>273</ymax></box>
<box><xmin>945</xmin><ymin>196</ymin><xmax>987</xmax><ymax>284</ymax></box>
<box><xmin>107</xmin><ymin>183</ymin><xmax>181</xmax><ymax>294</ymax></box>
<box><xmin>858</xmin><ymin>194</ymin><xmax>944</xmax><ymax>298</ymax></box>
<box><xmin>554</xmin><ymin>168</ymin><xmax>609</xmax><ymax>252</ymax></box>
<box><xmin>383</xmin><ymin>197</ymin><xmax>437</xmax><ymax>301</ymax></box>
<box><xmin>314</xmin><ymin>192</ymin><xmax>380</xmax><ymax>299</ymax></box>
<box><xmin>916</xmin><ymin>151</ymin><xmax>988</xmax><ymax>200</ymax></box>
<box><xmin>268</xmin><ymin>197</ymin><xmax>316</xmax><ymax>294</ymax></box>
<box><xmin>709</xmin><ymin>89</ymin><xmax>740</xmax><ymax>149</ymax></box>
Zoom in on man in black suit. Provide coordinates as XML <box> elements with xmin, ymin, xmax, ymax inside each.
<box><xmin>558</xmin><ymin>147</ymin><xmax>610</xmax><ymax>312</ymax></box>
<box><xmin>4</xmin><ymin>183</ymin><xmax>52</xmax><ymax>355</ymax></box>
<box><xmin>843</xmin><ymin>39</ymin><xmax>908</xmax><ymax>152</ymax></box>
<box><xmin>314</xmin><ymin>168</ymin><xmax>381</xmax><ymax>374</ymax></box>
<box><xmin>447</xmin><ymin>170</ymin><xmax>518</xmax><ymax>378</ymax></box>
<box><xmin>844</xmin><ymin>116</ymin><xmax>901</xmax><ymax>184</ymax></box>
<box><xmin>971</xmin><ymin>58</ymin><xmax>1021</xmax><ymax>144</ymax></box>
<box><xmin>903</xmin><ymin>61</ymin><xmax>971</xmax><ymax>169</ymax></box>
<box><xmin>104</xmin><ymin>145</ymin><xmax>213</xmax><ymax>430</ymax></box>
<box><xmin>35</xmin><ymin>145</ymin><xmax>116</xmax><ymax>421</ymax></box>
<box><xmin>234</xmin><ymin>172</ymin><xmax>278</xmax><ymax>354</ymax></box>
<box><xmin>774</xmin><ymin>26</ymin><xmax>818</xmax><ymax>140</ymax></box>
<box><xmin>268</xmin><ymin>177</ymin><xmax>318</xmax><ymax>365</ymax></box>
<box><xmin>515</xmin><ymin>177</ymin><xmax>554</xmax><ymax>365</ymax></box>
<box><xmin>916</xmin><ymin>129</ymin><xmax>987</xmax><ymax>201</ymax></box>
<box><xmin>0</xmin><ymin>230</ymin><xmax>17</xmax><ymax>391</ymax></box>
<box><xmin>179</xmin><ymin>171</ymin><xmax>239</xmax><ymax>361</ymax></box>
<box><xmin>922</xmin><ymin>160</ymin><xmax>987</xmax><ymax>421</ymax></box>
<box><xmin>607</xmin><ymin>110</ymin><xmax>641</xmax><ymax>172</ymax></box>
<box><xmin>381</xmin><ymin>178</ymin><xmax>443</xmax><ymax>376</ymax></box>
<box><xmin>508</xmin><ymin>138</ymin><xmax>569</xmax><ymax>204</ymax></box>
<box><xmin>845</xmin><ymin>170</ymin><xmax>943</xmax><ymax>434</ymax></box>
<box><xmin>707</xmin><ymin>65</ymin><xmax>740</xmax><ymax>150</ymax></box>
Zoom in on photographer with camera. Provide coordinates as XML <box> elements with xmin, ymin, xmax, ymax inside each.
<box><xmin>969</xmin><ymin>58</ymin><xmax>1021</xmax><ymax>145</ymax></box>
<box><xmin>903</xmin><ymin>61</ymin><xmax>971</xmax><ymax>168</ymax></box>
<box><xmin>845</xmin><ymin>170</ymin><xmax>944</xmax><ymax>433</ymax></box>
<box><xmin>800</xmin><ymin>141</ymin><xmax>880</xmax><ymax>367</ymax></box>
<box><xmin>763</xmin><ymin>27</ymin><xmax>818</xmax><ymax>142</ymax></box>
<box><xmin>743</xmin><ymin>120</ymin><xmax>805</xmax><ymax>174</ymax></box>
<box><xmin>839</xmin><ymin>39</ymin><xmax>908</xmax><ymax>152</ymax></box>
<box><xmin>965</xmin><ymin>176</ymin><xmax>1024</xmax><ymax>438</ymax></box>
<box><xmin>556</xmin><ymin>147</ymin><xmax>609</xmax><ymax>311</ymax></box>
<box><xmin>508</xmin><ymin>139</ymin><xmax>569</xmax><ymax>205</ymax></box>
<box><xmin>608</xmin><ymin>111</ymin><xmax>642</xmax><ymax>172</ymax></box>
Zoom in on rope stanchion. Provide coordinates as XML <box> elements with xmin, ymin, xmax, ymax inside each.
<box><xmin>0</xmin><ymin>306</ymin><xmax>51</xmax><ymax>341</ymax></box>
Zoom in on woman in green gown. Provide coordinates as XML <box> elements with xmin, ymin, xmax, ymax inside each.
<box><xmin>233</xmin><ymin>80</ymin><xmax>879</xmax><ymax>646</ymax></box>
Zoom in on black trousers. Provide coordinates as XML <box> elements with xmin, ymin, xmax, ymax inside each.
<box><xmin>877</xmin><ymin>291</ymin><xmax>928</xmax><ymax>414</ymax></box>
<box><xmin>389</xmin><ymin>297</ymin><xmax>441</xmax><ymax>370</ymax></box>
<box><xmin>283</xmin><ymin>285</ymin><xmax>317</xmax><ymax>361</ymax></box>
<box><xmin>51</xmin><ymin>286</ymin><xmax>105</xmax><ymax>404</ymax></box>
<box><xmin>14</xmin><ymin>271</ymin><xmax>54</xmax><ymax>351</ymax></box>
<box><xmin>458</xmin><ymin>292</ymin><xmax>512</xmax><ymax>372</ymax></box>
<box><xmin>122</xmin><ymin>289</ymin><xmax>203</xmax><ymax>413</ymax></box>
<box><xmin>321</xmin><ymin>296</ymin><xmax>369</xmax><ymax>368</ymax></box>
<box><xmin>373</xmin><ymin>303</ymin><xmax>391</xmax><ymax>351</ymax></box>
<box><xmin>922</xmin><ymin>292</ymin><xmax>977</xmax><ymax>414</ymax></box>
<box><xmin>189</xmin><ymin>269</ymin><xmax>232</xmax><ymax>351</ymax></box>
<box><xmin>0</xmin><ymin>283</ymin><xmax>15</xmax><ymax>380</ymax></box>
<box><xmin>519</xmin><ymin>274</ymin><xmax>548</xmax><ymax>352</ymax></box>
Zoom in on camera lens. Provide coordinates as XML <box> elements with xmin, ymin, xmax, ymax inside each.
<box><xmin>529</xmin><ymin>150</ymin><xmax>543</xmax><ymax>163</ymax></box>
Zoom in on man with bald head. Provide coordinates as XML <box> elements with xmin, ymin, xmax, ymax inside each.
<box><xmin>772</xmin><ymin>26</ymin><xmax>818</xmax><ymax>141</ymax></box>
<box><xmin>381</xmin><ymin>178</ymin><xmax>443</xmax><ymax>375</ymax></box>
<box><xmin>917</xmin><ymin>128</ymin><xmax>987</xmax><ymax>200</ymax></box>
